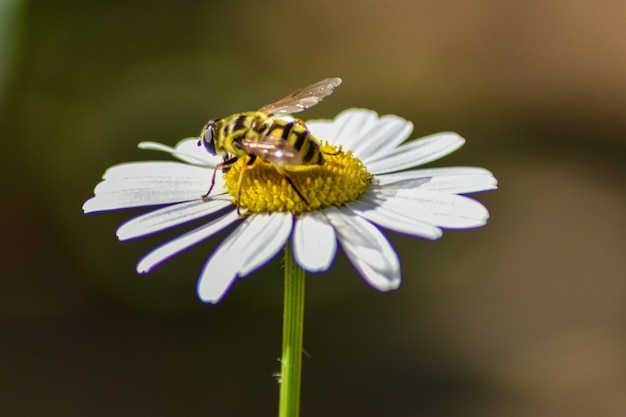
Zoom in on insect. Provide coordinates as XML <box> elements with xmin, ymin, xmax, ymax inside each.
<box><xmin>198</xmin><ymin>77</ymin><xmax>342</xmax><ymax>213</ymax></box>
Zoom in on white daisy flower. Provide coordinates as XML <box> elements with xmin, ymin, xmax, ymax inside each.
<box><xmin>83</xmin><ymin>109</ymin><xmax>497</xmax><ymax>303</ymax></box>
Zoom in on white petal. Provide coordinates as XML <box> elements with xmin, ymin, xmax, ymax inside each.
<box><xmin>138</xmin><ymin>138</ymin><xmax>221</xmax><ymax>167</ymax></box>
<box><xmin>83</xmin><ymin>162</ymin><xmax>225</xmax><ymax>213</ymax></box>
<box><xmin>324</xmin><ymin>208</ymin><xmax>400</xmax><ymax>291</ymax></box>
<box><xmin>238</xmin><ymin>212</ymin><xmax>293</xmax><ymax>276</ymax></box>
<box><xmin>349</xmin><ymin>200</ymin><xmax>443</xmax><ymax>240</ymax></box>
<box><xmin>307</xmin><ymin>110</ymin><xmax>413</xmax><ymax>162</ymax></box>
<box><xmin>101</xmin><ymin>161</ymin><xmax>209</xmax><ymax>180</ymax></box>
<box><xmin>305</xmin><ymin>119</ymin><xmax>335</xmax><ymax>143</ymax></box>
<box><xmin>197</xmin><ymin>212</ymin><xmax>293</xmax><ymax>303</ymax></box>
<box><xmin>176</xmin><ymin>137</ymin><xmax>225</xmax><ymax>166</ymax></box>
<box><xmin>116</xmin><ymin>198</ymin><xmax>233</xmax><ymax>241</ymax></box>
<box><xmin>136</xmin><ymin>209</ymin><xmax>240</xmax><ymax>273</ymax></box>
<box><xmin>293</xmin><ymin>212</ymin><xmax>337</xmax><ymax>272</ymax></box>
<box><xmin>373</xmin><ymin>187</ymin><xmax>490</xmax><ymax>228</ymax></box>
<box><xmin>84</xmin><ymin>180</ymin><xmax>202</xmax><ymax>212</ymax></box>
<box><xmin>348</xmin><ymin>115</ymin><xmax>414</xmax><ymax>161</ymax></box>
<box><xmin>330</xmin><ymin>109</ymin><xmax>380</xmax><ymax>150</ymax></box>
<box><xmin>308</xmin><ymin>109</ymin><xmax>378</xmax><ymax>148</ymax></box>
<box><xmin>366</xmin><ymin>132</ymin><xmax>465</xmax><ymax>174</ymax></box>
<box><xmin>376</xmin><ymin>167</ymin><xmax>498</xmax><ymax>194</ymax></box>
<box><xmin>196</xmin><ymin>218</ymin><xmax>253</xmax><ymax>303</ymax></box>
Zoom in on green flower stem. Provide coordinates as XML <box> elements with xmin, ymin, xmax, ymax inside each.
<box><xmin>278</xmin><ymin>242</ymin><xmax>306</xmax><ymax>417</ymax></box>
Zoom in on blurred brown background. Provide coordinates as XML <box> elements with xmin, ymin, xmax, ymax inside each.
<box><xmin>1</xmin><ymin>0</ymin><xmax>624</xmax><ymax>416</ymax></box>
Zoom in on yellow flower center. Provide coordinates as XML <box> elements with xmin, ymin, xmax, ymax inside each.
<box><xmin>223</xmin><ymin>144</ymin><xmax>372</xmax><ymax>215</ymax></box>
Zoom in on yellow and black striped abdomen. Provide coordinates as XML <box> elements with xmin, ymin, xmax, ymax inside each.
<box><xmin>263</xmin><ymin>117</ymin><xmax>323</xmax><ymax>166</ymax></box>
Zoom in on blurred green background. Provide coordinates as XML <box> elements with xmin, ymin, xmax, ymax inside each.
<box><xmin>1</xmin><ymin>0</ymin><xmax>624</xmax><ymax>416</ymax></box>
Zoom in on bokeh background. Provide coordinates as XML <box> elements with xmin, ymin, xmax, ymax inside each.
<box><xmin>1</xmin><ymin>0</ymin><xmax>624</xmax><ymax>416</ymax></box>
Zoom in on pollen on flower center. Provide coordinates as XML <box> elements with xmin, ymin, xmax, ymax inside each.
<box><xmin>223</xmin><ymin>144</ymin><xmax>372</xmax><ymax>215</ymax></box>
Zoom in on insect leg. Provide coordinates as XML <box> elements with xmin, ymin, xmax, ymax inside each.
<box><xmin>274</xmin><ymin>166</ymin><xmax>309</xmax><ymax>205</ymax></box>
<box><xmin>202</xmin><ymin>156</ymin><xmax>238</xmax><ymax>200</ymax></box>
<box><xmin>285</xmin><ymin>175</ymin><xmax>309</xmax><ymax>205</ymax></box>
<box><xmin>321</xmin><ymin>147</ymin><xmax>341</xmax><ymax>156</ymax></box>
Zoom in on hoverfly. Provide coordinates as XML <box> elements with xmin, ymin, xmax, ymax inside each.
<box><xmin>199</xmin><ymin>77</ymin><xmax>342</xmax><ymax>213</ymax></box>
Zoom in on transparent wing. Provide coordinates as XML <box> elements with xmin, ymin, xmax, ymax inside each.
<box><xmin>258</xmin><ymin>77</ymin><xmax>342</xmax><ymax>116</ymax></box>
<box><xmin>238</xmin><ymin>136</ymin><xmax>303</xmax><ymax>167</ymax></box>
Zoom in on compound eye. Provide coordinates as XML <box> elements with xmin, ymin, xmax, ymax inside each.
<box><xmin>201</xmin><ymin>119</ymin><xmax>218</xmax><ymax>155</ymax></box>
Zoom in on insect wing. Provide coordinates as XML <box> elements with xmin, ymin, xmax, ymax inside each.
<box><xmin>258</xmin><ymin>77</ymin><xmax>342</xmax><ymax>116</ymax></box>
<box><xmin>238</xmin><ymin>136</ymin><xmax>302</xmax><ymax>167</ymax></box>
